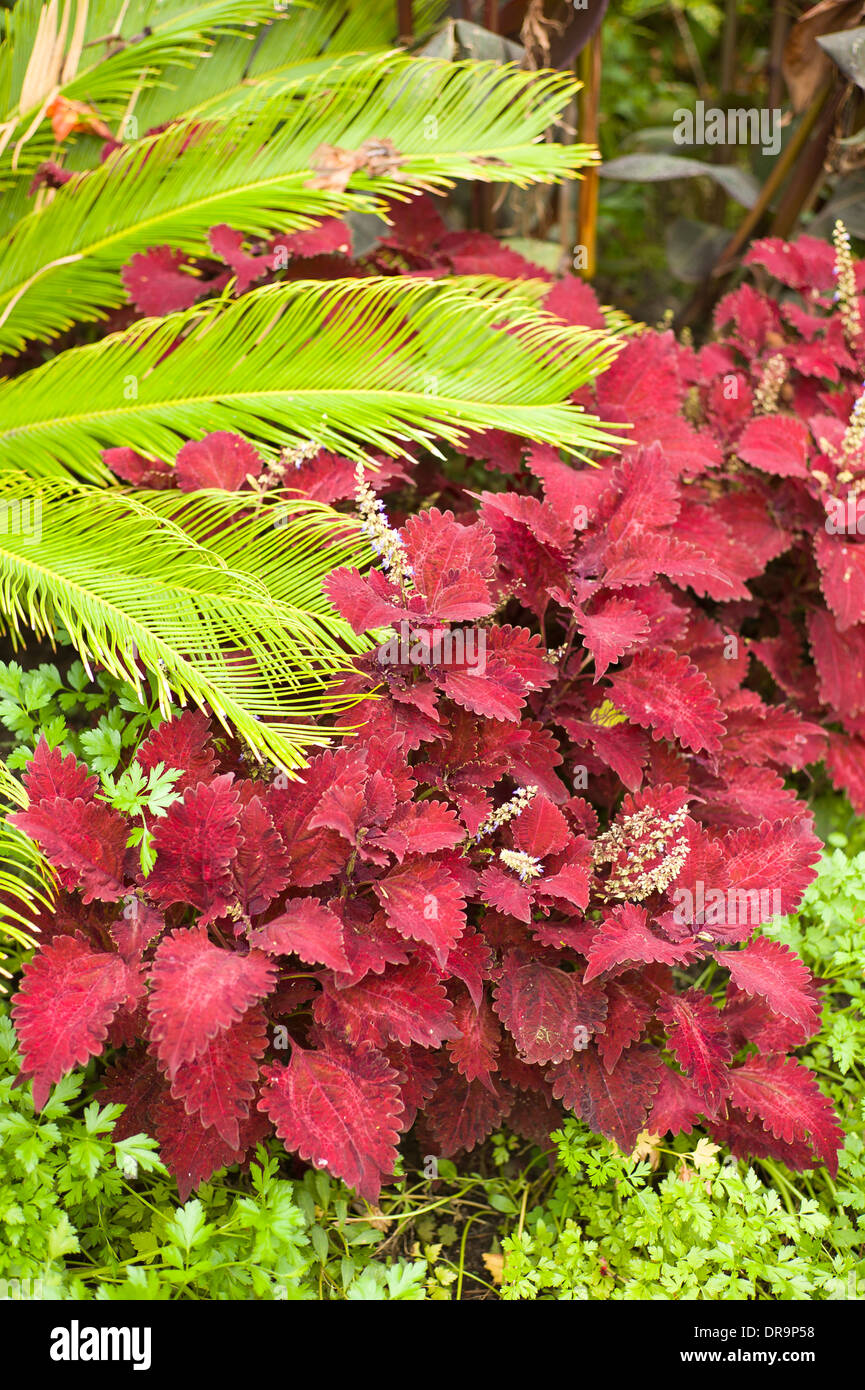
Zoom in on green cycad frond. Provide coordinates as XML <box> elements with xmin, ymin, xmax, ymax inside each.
<box><xmin>0</xmin><ymin>276</ymin><xmax>625</xmax><ymax>482</ymax></box>
<box><xmin>0</xmin><ymin>0</ymin><xmax>285</xmax><ymax>187</ymax></box>
<box><xmin>126</xmin><ymin>50</ymin><xmax>389</xmax><ymax>138</ymax></box>
<box><xmin>120</xmin><ymin>0</ymin><xmax>446</xmax><ymax>132</ymax></box>
<box><xmin>1</xmin><ymin>0</ymin><xmax>449</xmax><ymax>201</ymax></box>
<box><xmin>138</xmin><ymin>491</ymin><xmax>374</xmax><ymax>612</ymax></box>
<box><xmin>0</xmin><ymin>757</ymin><xmax>55</xmax><ymax>981</ymax></box>
<box><xmin>0</xmin><ymin>59</ymin><xmax>596</xmax><ymax>354</ymax></box>
<box><xmin>0</xmin><ymin>475</ymin><xmax>373</xmax><ymax>771</ymax></box>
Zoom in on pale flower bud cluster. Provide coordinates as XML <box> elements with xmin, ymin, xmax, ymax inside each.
<box><xmin>833</xmin><ymin>220</ymin><xmax>861</xmax><ymax>345</ymax></box>
<box><xmin>257</xmin><ymin>439</ymin><xmax>322</xmax><ymax>490</ymax></box>
<box><xmin>753</xmin><ymin>354</ymin><xmax>787</xmax><ymax>414</ymax></box>
<box><xmin>499</xmin><ymin>848</ymin><xmax>544</xmax><ymax>883</ymax></box>
<box><xmin>836</xmin><ymin>387</ymin><xmax>865</xmax><ymax>481</ymax></box>
<box><xmin>355</xmin><ymin>463</ymin><xmax>414</xmax><ymax>590</ymax></box>
<box><xmin>474</xmin><ymin>785</ymin><xmax>538</xmax><ymax>842</ymax></box>
<box><xmin>281</xmin><ymin>439</ymin><xmax>322</xmax><ymax>470</ymax></box>
<box><xmin>593</xmin><ymin>804</ymin><xmax>689</xmax><ymax>901</ymax></box>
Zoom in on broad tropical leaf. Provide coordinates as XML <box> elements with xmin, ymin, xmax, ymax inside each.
<box><xmin>118</xmin><ymin>0</ymin><xmax>447</xmax><ymax>132</ymax></box>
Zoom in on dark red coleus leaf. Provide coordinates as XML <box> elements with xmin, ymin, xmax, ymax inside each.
<box><xmin>248</xmin><ymin>898</ymin><xmax>349</xmax><ymax>972</ymax></box>
<box><xmin>110</xmin><ymin>897</ymin><xmax>165</xmax><ymax>960</ymax></box>
<box><xmin>122</xmin><ymin>246</ymin><xmax>209</xmax><ymax>314</ymax></box>
<box><xmin>512</xmin><ymin>795</ymin><xmax>570</xmax><ymax>858</ymax></box>
<box><xmin>272</xmin><ymin>218</ymin><xmax>351</xmax><ymax>259</ymax></box>
<box><xmin>156</xmin><ymin>1090</ymin><xmax>270</xmax><ymax>1202</ymax></box>
<box><xmin>168</xmin><ymin>1007</ymin><xmax>268</xmax><ymax>1147</ymax></box>
<box><xmin>424</xmin><ymin>1072</ymin><xmax>513</xmax><ymax>1156</ymax></box>
<box><xmin>266</xmin><ymin>751</ymin><xmax>355</xmax><ymax>888</ymax></box>
<box><xmin>655</xmin><ymin>988</ymin><xmax>732</xmax><ymax>1108</ymax></box>
<box><xmin>447</xmin><ymin>993</ymin><xmax>501</xmax><ymax>1090</ymax></box>
<box><xmin>13</xmin><ymin>796</ymin><xmax>129</xmax><ymax>903</ymax></box>
<box><xmin>584</xmin><ymin>904</ymin><xmax>699</xmax><ymax>983</ymax></box>
<box><xmin>597</xmin><ymin>973</ymin><xmax>656</xmax><ymax>1072</ymax></box>
<box><xmin>720</xmin><ymin>937</ymin><xmax>821</xmax><ymax>1040</ymax></box>
<box><xmin>259</xmin><ymin>1038</ymin><xmax>404</xmax><ymax>1203</ymax></box>
<box><xmin>147</xmin><ymin>774</ymin><xmax>241</xmax><ymax>922</ymax></box>
<box><xmin>609</xmin><ymin>650</ymin><xmax>725</xmax><ymax>754</ymax></box>
<box><xmin>374</xmin><ymin>858</ymin><xmax>466</xmax><ymax>965</ymax></box>
<box><xmin>208</xmin><ymin>224</ymin><xmax>271</xmax><ymax>293</ymax></box>
<box><xmin>649</xmin><ymin>1065</ymin><xmax>707</xmax><ymax>1136</ymax></box>
<box><xmin>102</xmin><ymin>447</ymin><xmax>175</xmax><ymax>488</ymax></box>
<box><xmin>231</xmin><ymin>796</ymin><xmax>292</xmax><ymax>915</ymax></box>
<box><xmin>737</xmin><ymin>415</ymin><xmax>810</xmax><ymax>479</ymax></box>
<box><xmin>313</xmin><ymin>960</ymin><xmax>459</xmax><ymax>1050</ymax></box>
<box><xmin>148</xmin><ymin>926</ymin><xmax>275</xmax><ymax>1079</ymax></box>
<box><xmin>23</xmin><ymin>739</ymin><xmax>98</xmax><ymax>805</ymax></box>
<box><xmin>175</xmin><ymin>432</ymin><xmax>263</xmax><ymax>491</ymax></box>
<box><xmin>727</xmin><ymin>1056</ymin><xmax>844</xmax><ymax>1174</ymax></box>
<box><xmin>400</xmin><ymin>508</ymin><xmax>497</xmax><ymax>620</ymax></box>
<box><xmin>576</xmin><ymin>599</ymin><xmax>651</xmax><ymax>680</ymax></box>
<box><xmin>135</xmin><ymin>709</ymin><xmax>218</xmax><ymax>795</ymax></box>
<box><xmin>13</xmin><ymin>936</ymin><xmax>141</xmax><ymax>1108</ymax></box>
<box><xmin>815</xmin><ymin>530</ymin><xmax>865</xmax><ymax>631</ymax></box>
<box><xmin>548</xmin><ymin>1044</ymin><xmax>664</xmax><ymax>1150</ymax></box>
<box><xmin>493</xmin><ymin>950</ymin><xmax>607</xmax><ymax>1065</ymax></box>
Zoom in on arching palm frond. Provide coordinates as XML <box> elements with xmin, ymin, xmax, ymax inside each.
<box><xmin>117</xmin><ymin>0</ymin><xmax>446</xmax><ymax>133</ymax></box>
<box><xmin>137</xmin><ymin>490</ymin><xmax>375</xmax><ymax>614</ymax></box>
<box><xmin>0</xmin><ymin>0</ymin><xmax>285</xmax><ymax>188</ymax></box>
<box><xmin>0</xmin><ymin>276</ymin><xmax>625</xmax><ymax>483</ymax></box>
<box><xmin>0</xmin><ymin>475</ymin><xmax>374</xmax><ymax>772</ymax></box>
<box><xmin>0</xmin><ymin>757</ymin><xmax>55</xmax><ymax>983</ymax></box>
<box><xmin>0</xmin><ymin>60</ymin><xmax>595</xmax><ymax>354</ymax></box>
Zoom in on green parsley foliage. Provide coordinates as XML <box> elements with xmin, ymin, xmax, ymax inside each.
<box><xmin>0</xmin><ymin>1006</ymin><xmax>429</xmax><ymax>1300</ymax></box>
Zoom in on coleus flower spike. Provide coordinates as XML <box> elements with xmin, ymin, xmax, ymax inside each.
<box><xmin>354</xmin><ymin>463</ymin><xmax>414</xmax><ymax>589</ymax></box>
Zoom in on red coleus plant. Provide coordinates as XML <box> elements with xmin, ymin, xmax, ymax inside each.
<box><xmin>10</xmin><ymin>461</ymin><xmax>841</xmax><ymax>1200</ymax></box>
<box><xmin>9</xmin><ymin>198</ymin><xmax>851</xmax><ymax>1201</ymax></box>
<box><xmin>680</xmin><ymin>226</ymin><xmax>865</xmax><ymax>816</ymax></box>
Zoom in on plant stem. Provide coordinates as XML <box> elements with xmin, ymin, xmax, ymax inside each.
<box><xmin>396</xmin><ymin>0</ymin><xmax>413</xmax><ymax>43</ymax></box>
<box><xmin>576</xmin><ymin>36</ymin><xmax>601</xmax><ymax>279</ymax></box>
<box><xmin>456</xmin><ymin>1211</ymin><xmax>484</xmax><ymax>1299</ymax></box>
<box><xmin>713</xmin><ymin>83</ymin><xmax>832</xmax><ymax>277</ymax></box>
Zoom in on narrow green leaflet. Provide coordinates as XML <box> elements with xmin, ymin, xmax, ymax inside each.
<box><xmin>0</xmin><ymin>0</ymin><xmax>285</xmax><ymax>187</ymax></box>
<box><xmin>0</xmin><ymin>60</ymin><xmax>596</xmax><ymax>353</ymax></box>
<box><xmin>137</xmin><ymin>492</ymin><xmax>376</xmax><ymax>614</ymax></box>
<box><xmin>0</xmin><ymin>276</ymin><xmax>624</xmax><ymax>482</ymax></box>
<box><xmin>0</xmin><ymin>475</ymin><xmax>373</xmax><ymax>770</ymax></box>
<box><xmin>0</xmin><ymin>757</ymin><xmax>55</xmax><ymax>975</ymax></box>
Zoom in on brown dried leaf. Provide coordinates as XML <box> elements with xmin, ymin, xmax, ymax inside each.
<box><xmin>482</xmin><ymin>1250</ymin><xmax>504</xmax><ymax>1286</ymax></box>
<box><xmin>308</xmin><ymin>138</ymin><xmax>405</xmax><ymax>191</ymax></box>
<box><xmin>46</xmin><ymin>95</ymin><xmax>112</xmax><ymax>143</ymax></box>
<box><xmin>308</xmin><ymin>143</ymin><xmax>359</xmax><ymax>193</ymax></box>
<box><xmin>360</xmin><ymin>137</ymin><xmax>405</xmax><ymax>180</ymax></box>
